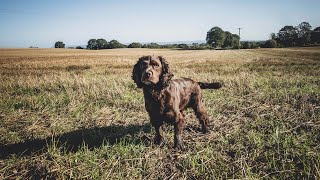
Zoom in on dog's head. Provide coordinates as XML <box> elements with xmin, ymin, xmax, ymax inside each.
<box><xmin>132</xmin><ymin>55</ymin><xmax>173</xmax><ymax>88</ymax></box>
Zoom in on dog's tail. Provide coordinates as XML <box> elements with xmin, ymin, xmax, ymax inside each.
<box><xmin>198</xmin><ymin>82</ymin><xmax>222</xmax><ymax>89</ymax></box>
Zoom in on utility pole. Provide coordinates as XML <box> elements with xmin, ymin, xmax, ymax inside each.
<box><xmin>238</xmin><ymin>28</ymin><xmax>242</xmax><ymax>50</ymax></box>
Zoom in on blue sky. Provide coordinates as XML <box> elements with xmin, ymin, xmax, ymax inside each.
<box><xmin>1</xmin><ymin>0</ymin><xmax>319</xmax><ymax>47</ymax></box>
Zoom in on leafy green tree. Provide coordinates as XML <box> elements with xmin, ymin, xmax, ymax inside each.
<box><xmin>263</xmin><ymin>39</ymin><xmax>278</xmax><ymax>48</ymax></box>
<box><xmin>199</xmin><ymin>43</ymin><xmax>211</xmax><ymax>49</ymax></box>
<box><xmin>87</xmin><ymin>39</ymin><xmax>98</xmax><ymax>50</ymax></box>
<box><xmin>190</xmin><ymin>43</ymin><xmax>199</xmax><ymax>49</ymax></box>
<box><xmin>177</xmin><ymin>44</ymin><xmax>189</xmax><ymax>49</ymax></box>
<box><xmin>206</xmin><ymin>26</ymin><xmax>225</xmax><ymax>48</ymax></box>
<box><xmin>297</xmin><ymin>22</ymin><xmax>312</xmax><ymax>45</ymax></box>
<box><xmin>269</xmin><ymin>33</ymin><xmax>279</xmax><ymax>45</ymax></box>
<box><xmin>270</xmin><ymin>33</ymin><xmax>277</xmax><ymax>40</ymax></box>
<box><xmin>241</xmin><ymin>41</ymin><xmax>251</xmax><ymax>49</ymax></box>
<box><xmin>278</xmin><ymin>25</ymin><xmax>298</xmax><ymax>47</ymax></box>
<box><xmin>190</xmin><ymin>43</ymin><xmax>211</xmax><ymax>50</ymax></box>
<box><xmin>54</xmin><ymin>41</ymin><xmax>65</xmax><ymax>48</ymax></box>
<box><xmin>108</xmin><ymin>40</ymin><xmax>126</xmax><ymax>49</ymax></box>
<box><xmin>146</xmin><ymin>43</ymin><xmax>161</xmax><ymax>49</ymax></box>
<box><xmin>311</xmin><ymin>26</ymin><xmax>320</xmax><ymax>44</ymax></box>
<box><xmin>223</xmin><ymin>31</ymin><xmax>233</xmax><ymax>48</ymax></box>
<box><xmin>231</xmin><ymin>34</ymin><xmax>240</xmax><ymax>49</ymax></box>
<box><xmin>250</xmin><ymin>42</ymin><xmax>259</xmax><ymax>49</ymax></box>
<box><xmin>128</xmin><ymin>42</ymin><xmax>142</xmax><ymax>48</ymax></box>
<box><xmin>161</xmin><ymin>44</ymin><xmax>178</xmax><ymax>49</ymax></box>
<box><xmin>96</xmin><ymin>38</ymin><xmax>108</xmax><ymax>49</ymax></box>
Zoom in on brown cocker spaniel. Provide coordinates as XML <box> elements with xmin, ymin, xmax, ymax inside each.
<box><xmin>132</xmin><ymin>55</ymin><xmax>222</xmax><ymax>149</ymax></box>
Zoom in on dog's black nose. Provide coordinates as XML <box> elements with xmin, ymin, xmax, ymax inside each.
<box><xmin>146</xmin><ymin>71</ymin><xmax>152</xmax><ymax>77</ymax></box>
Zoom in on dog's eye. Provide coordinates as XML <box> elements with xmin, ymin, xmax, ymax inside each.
<box><xmin>153</xmin><ymin>64</ymin><xmax>160</xmax><ymax>68</ymax></box>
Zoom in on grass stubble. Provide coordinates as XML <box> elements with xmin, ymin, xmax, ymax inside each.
<box><xmin>0</xmin><ymin>47</ymin><xmax>319</xmax><ymax>179</ymax></box>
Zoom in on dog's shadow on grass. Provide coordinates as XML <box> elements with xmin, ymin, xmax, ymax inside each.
<box><xmin>0</xmin><ymin>124</ymin><xmax>152</xmax><ymax>159</ymax></box>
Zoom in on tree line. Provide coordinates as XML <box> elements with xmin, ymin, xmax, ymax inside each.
<box><xmin>54</xmin><ymin>21</ymin><xmax>320</xmax><ymax>50</ymax></box>
<box><xmin>268</xmin><ymin>22</ymin><xmax>320</xmax><ymax>48</ymax></box>
<box><xmin>86</xmin><ymin>39</ymin><xmax>126</xmax><ymax>49</ymax></box>
<box><xmin>85</xmin><ymin>39</ymin><xmax>211</xmax><ymax>50</ymax></box>
<box><xmin>54</xmin><ymin>39</ymin><xmax>211</xmax><ymax>50</ymax></box>
<box><xmin>205</xmin><ymin>22</ymin><xmax>320</xmax><ymax>49</ymax></box>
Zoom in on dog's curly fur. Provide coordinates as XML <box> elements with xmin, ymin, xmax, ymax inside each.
<box><xmin>132</xmin><ymin>55</ymin><xmax>222</xmax><ymax>149</ymax></box>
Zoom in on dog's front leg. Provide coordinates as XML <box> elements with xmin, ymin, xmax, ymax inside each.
<box><xmin>151</xmin><ymin>119</ymin><xmax>165</xmax><ymax>147</ymax></box>
<box><xmin>173</xmin><ymin>113</ymin><xmax>185</xmax><ymax>150</ymax></box>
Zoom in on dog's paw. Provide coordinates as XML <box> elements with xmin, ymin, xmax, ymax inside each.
<box><xmin>174</xmin><ymin>142</ymin><xmax>185</xmax><ymax>151</ymax></box>
<box><xmin>202</xmin><ymin>125</ymin><xmax>209</xmax><ymax>134</ymax></box>
<box><xmin>154</xmin><ymin>136</ymin><xmax>165</xmax><ymax>147</ymax></box>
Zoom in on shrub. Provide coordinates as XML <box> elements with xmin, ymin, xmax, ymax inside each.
<box><xmin>263</xmin><ymin>39</ymin><xmax>278</xmax><ymax>48</ymax></box>
<box><xmin>54</xmin><ymin>41</ymin><xmax>65</xmax><ymax>48</ymax></box>
<box><xmin>128</xmin><ymin>42</ymin><xmax>142</xmax><ymax>48</ymax></box>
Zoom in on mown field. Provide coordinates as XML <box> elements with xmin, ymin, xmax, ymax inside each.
<box><xmin>0</xmin><ymin>47</ymin><xmax>319</xmax><ymax>179</ymax></box>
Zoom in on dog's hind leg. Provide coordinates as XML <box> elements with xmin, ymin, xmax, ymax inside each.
<box><xmin>191</xmin><ymin>92</ymin><xmax>210</xmax><ymax>133</ymax></box>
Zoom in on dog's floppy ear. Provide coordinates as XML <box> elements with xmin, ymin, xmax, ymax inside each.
<box><xmin>132</xmin><ymin>57</ymin><xmax>146</xmax><ymax>88</ymax></box>
<box><xmin>158</xmin><ymin>56</ymin><xmax>174</xmax><ymax>87</ymax></box>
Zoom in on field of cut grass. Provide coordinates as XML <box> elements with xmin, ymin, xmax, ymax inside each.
<box><xmin>0</xmin><ymin>47</ymin><xmax>319</xmax><ymax>179</ymax></box>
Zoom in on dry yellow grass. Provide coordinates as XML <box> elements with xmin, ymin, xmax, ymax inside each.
<box><xmin>0</xmin><ymin>47</ymin><xmax>319</xmax><ymax>179</ymax></box>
